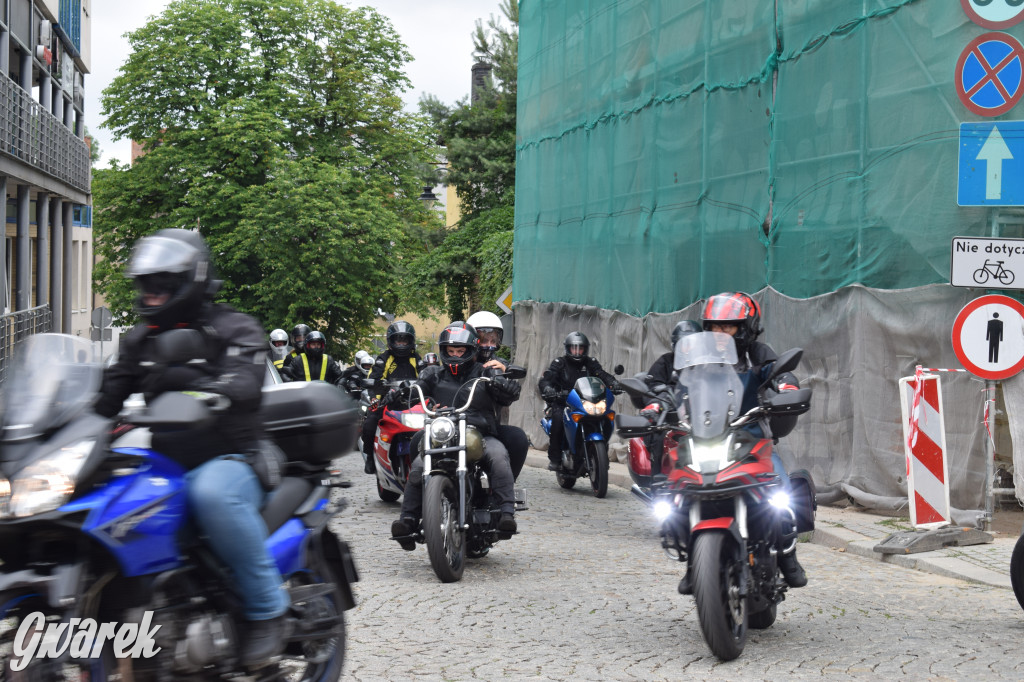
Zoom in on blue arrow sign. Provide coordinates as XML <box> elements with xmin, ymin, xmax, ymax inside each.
<box><xmin>958</xmin><ymin>121</ymin><xmax>1024</xmax><ymax>206</ymax></box>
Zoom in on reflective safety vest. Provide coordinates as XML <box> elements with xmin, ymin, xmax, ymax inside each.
<box><xmin>273</xmin><ymin>357</ymin><xmax>285</xmax><ymax>369</ymax></box>
<box><xmin>383</xmin><ymin>355</ymin><xmax>419</xmax><ymax>379</ymax></box>
<box><xmin>301</xmin><ymin>354</ymin><xmax>328</xmax><ymax>381</ymax></box>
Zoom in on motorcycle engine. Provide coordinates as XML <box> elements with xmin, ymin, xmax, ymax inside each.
<box><xmin>172</xmin><ymin>612</ymin><xmax>237</xmax><ymax>674</ymax></box>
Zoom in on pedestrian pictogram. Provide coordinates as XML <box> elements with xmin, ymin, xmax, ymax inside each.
<box><xmin>961</xmin><ymin>0</ymin><xmax>1024</xmax><ymax>30</ymax></box>
<box><xmin>952</xmin><ymin>294</ymin><xmax>1024</xmax><ymax>379</ymax></box>
<box><xmin>955</xmin><ymin>32</ymin><xmax>1024</xmax><ymax>117</ymax></box>
<box><xmin>898</xmin><ymin>372</ymin><xmax>951</xmax><ymax>529</ymax></box>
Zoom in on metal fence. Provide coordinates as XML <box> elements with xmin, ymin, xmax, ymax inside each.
<box><xmin>0</xmin><ymin>77</ymin><xmax>90</xmax><ymax>194</ymax></box>
<box><xmin>0</xmin><ymin>305</ymin><xmax>53</xmax><ymax>385</ymax></box>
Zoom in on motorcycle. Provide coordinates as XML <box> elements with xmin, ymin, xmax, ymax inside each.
<box><xmin>541</xmin><ymin>375</ymin><xmax>619</xmax><ymax>498</ymax></box>
<box><xmin>365</xmin><ymin>379</ymin><xmax>425</xmax><ymax>503</ymax></box>
<box><xmin>393</xmin><ymin>367</ymin><xmax>529</xmax><ymax>583</ymax></box>
<box><xmin>0</xmin><ymin>332</ymin><xmax>360</xmax><ymax>680</ymax></box>
<box><xmin>615</xmin><ymin>331</ymin><xmax>814</xmax><ymax>661</ymax></box>
<box><xmin>1010</xmin><ymin>533</ymin><xmax>1024</xmax><ymax>612</ymax></box>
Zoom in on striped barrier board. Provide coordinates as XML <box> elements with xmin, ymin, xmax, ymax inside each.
<box><xmin>898</xmin><ymin>373</ymin><xmax>952</xmax><ymax>529</ymax></box>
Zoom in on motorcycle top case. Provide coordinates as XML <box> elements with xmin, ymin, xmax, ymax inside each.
<box><xmin>260</xmin><ymin>381</ymin><xmax>359</xmax><ymax>464</ymax></box>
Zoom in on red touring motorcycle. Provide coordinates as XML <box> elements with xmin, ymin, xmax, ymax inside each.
<box><xmin>366</xmin><ymin>379</ymin><xmax>425</xmax><ymax>503</ymax></box>
<box><xmin>615</xmin><ymin>332</ymin><xmax>814</xmax><ymax>661</ymax></box>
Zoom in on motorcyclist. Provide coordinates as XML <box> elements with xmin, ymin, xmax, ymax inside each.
<box><xmin>281</xmin><ymin>323</ymin><xmax>311</xmax><ymax>370</ymax></box>
<box><xmin>419</xmin><ymin>352</ymin><xmax>440</xmax><ymax>369</ymax></box>
<box><xmin>281</xmin><ymin>330</ymin><xmax>343</xmax><ymax>385</ymax></box>
<box><xmin>389</xmin><ymin>322</ymin><xmax>520</xmax><ymax>549</ymax></box>
<box><xmin>94</xmin><ymin>229</ymin><xmax>289</xmax><ymax>666</ymax></box>
<box><xmin>678</xmin><ymin>291</ymin><xmax>806</xmax><ymax>592</ymax></box>
<box><xmin>268</xmin><ymin>328</ymin><xmax>291</xmax><ymax>370</ymax></box>
<box><xmin>339</xmin><ymin>350</ymin><xmax>373</xmax><ymax>398</ymax></box>
<box><xmin>361</xmin><ymin>320</ymin><xmax>421</xmax><ymax>474</ymax></box>
<box><xmin>467</xmin><ymin>310</ymin><xmax>529</xmax><ymax>480</ymax></box>
<box><xmin>538</xmin><ymin>331</ymin><xmax>619</xmax><ymax>471</ymax></box>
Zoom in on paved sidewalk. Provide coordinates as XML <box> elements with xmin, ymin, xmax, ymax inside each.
<box><xmin>525</xmin><ymin>449</ymin><xmax>1019</xmax><ymax>589</ymax></box>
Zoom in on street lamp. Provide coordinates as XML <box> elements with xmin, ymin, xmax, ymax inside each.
<box><xmin>418</xmin><ymin>185</ymin><xmax>439</xmax><ymax>206</ymax></box>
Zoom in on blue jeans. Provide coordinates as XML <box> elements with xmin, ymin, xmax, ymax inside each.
<box><xmin>186</xmin><ymin>457</ymin><xmax>289</xmax><ymax>621</ymax></box>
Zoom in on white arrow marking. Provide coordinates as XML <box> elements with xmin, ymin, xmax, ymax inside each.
<box><xmin>978</xmin><ymin>126</ymin><xmax>1013</xmax><ymax>200</ymax></box>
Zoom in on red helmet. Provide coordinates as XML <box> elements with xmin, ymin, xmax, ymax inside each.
<box><xmin>701</xmin><ymin>292</ymin><xmax>763</xmax><ymax>352</ymax></box>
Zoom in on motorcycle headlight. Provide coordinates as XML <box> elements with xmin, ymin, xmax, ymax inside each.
<box><xmin>769</xmin><ymin>491</ymin><xmax>791</xmax><ymax>510</ymax></box>
<box><xmin>429</xmin><ymin>417</ymin><xmax>456</xmax><ymax>445</ymax></box>
<box><xmin>0</xmin><ymin>478</ymin><xmax>10</xmax><ymax>518</ymax></box>
<box><xmin>6</xmin><ymin>439</ymin><xmax>94</xmax><ymax>519</ymax></box>
<box><xmin>652</xmin><ymin>499</ymin><xmax>673</xmax><ymax>522</ymax></box>
<box><xmin>689</xmin><ymin>442</ymin><xmax>728</xmax><ymax>474</ymax></box>
<box><xmin>400</xmin><ymin>413</ymin><xmax>426</xmax><ymax>430</ymax></box>
<box><xmin>582</xmin><ymin>399</ymin><xmax>606</xmax><ymax>416</ymax></box>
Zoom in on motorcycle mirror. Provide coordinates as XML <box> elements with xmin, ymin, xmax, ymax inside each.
<box><xmin>154</xmin><ymin>329</ymin><xmax>206</xmax><ymax>365</ymax></box>
<box><xmin>769</xmin><ymin>348</ymin><xmax>803</xmax><ymax>380</ymax></box>
<box><xmin>613</xmin><ymin>364</ymin><xmax>625</xmax><ymax>375</ymax></box>
<box><xmin>503</xmin><ymin>365</ymin><xmax>527</xmax><ymax>380</ymax></box>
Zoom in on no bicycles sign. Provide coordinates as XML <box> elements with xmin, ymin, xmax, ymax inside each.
<box><xmin>951</xmin><ymin>236</ymin><xmax>1024</xmax><ymax>289</ymax></box>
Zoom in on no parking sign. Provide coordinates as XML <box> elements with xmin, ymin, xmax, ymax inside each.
<box><xmin>955</xmin><ymin>32</ymin><xmax>1024</xmax><ymax>117</ymax></box>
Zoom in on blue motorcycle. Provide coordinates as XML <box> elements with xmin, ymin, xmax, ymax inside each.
<box><xmin>0</xmin><ymin>333</ymin><xmax>359</xmax><ymax>681</ymax></box>
<box><xmin>541</xmin><ymin>376</ymin><xmax>617</xmax><ymax>498</ymax></box>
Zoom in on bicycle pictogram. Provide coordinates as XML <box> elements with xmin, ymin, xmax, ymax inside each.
<box><xmin>973</xmin><ymin>259</ymin><xmax>1016</xmax><ymax>285</ymax></box>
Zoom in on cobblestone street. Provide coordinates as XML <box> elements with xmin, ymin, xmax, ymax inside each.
<box><xmin>330</xmin><ymin>452</ymin><xmax>1024</xmax><ymax>680</ymax></box>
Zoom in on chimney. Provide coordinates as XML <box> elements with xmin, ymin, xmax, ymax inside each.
<box><xmin>471</xmin><ymin>61</ymin><xmax>493</xmax><ymax>103</ymax></box>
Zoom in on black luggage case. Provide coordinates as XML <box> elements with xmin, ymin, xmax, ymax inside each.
<box><xmin>261</xmin><ymin>382</ymin><xmax>360</xmax><ymax>464</ymax></box>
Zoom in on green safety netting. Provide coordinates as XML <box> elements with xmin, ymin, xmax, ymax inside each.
<box><xmin>514</xmin><ymin>0</ymin><xmax>1005</xmax><ymax>316</ymax></box>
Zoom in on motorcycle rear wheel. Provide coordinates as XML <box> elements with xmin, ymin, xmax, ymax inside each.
<box><xmin>585</xmin><ymin>440</ymin><xmax>609</xmax><ymax>498</ymax></box>
<box><xmin>692</xmin><ymin>530</ymin><xmax>748</xmax><ymax>661</ymax></box>
<box><xmin>1010</xmin><ymin>533</ymin><xmax>1024</xmax><ymax>612</ymax></box>
<box><xmin>424</xmin><ymin>475</ymin><xmax>466</xmax><ymax>583</ymax></box>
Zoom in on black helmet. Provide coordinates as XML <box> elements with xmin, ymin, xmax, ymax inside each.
<box><xmin>387</xmin><ymin>320</ymin><xmax>416</xmax><ymax>357</ymax></box>
<box><xmin>291</xmin><ymin>324</ymin><xmax>311</xmax><ymax>351</ymax></box>
<box><xmin>423</xmin><ymin>352</ymin><xmax>439</xmax><ymax>366</ymax></box>
<box><xmin>125</xmin><ymin>228</ymin><xmax>221</xmax><ymax>330</ymax></box>
<box><xmin>701</xmin><ymin>292</ymin><xmax>763</xmax><ymax>354</ymax></box>
<box><xmin>438</xmin><ymin>322</ymin><xmax>478</xmax><ymax>376</ymax></box>
<box><xmin>563</xmin><ymin>331</ymin><xmax>590</xmax><ymax>365</ymax></box>
<box><xmin>304</xmin><ymin>331</ymin><xmax>326</xmax><ymax>358</ymax></box>
<box><xmin>670</xmin><ymin>320</ymin><xmax>703</xmax><ymax>349</ymax></box>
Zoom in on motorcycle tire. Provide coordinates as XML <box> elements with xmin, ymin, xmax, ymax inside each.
<box><xmin>377</xmin><ymin>478</ymin><xmax>401</xmax><ymax>503</ymax></box>
<box><xmin>556</xmin><ymin>471</ymin><xmax>576</xmax><ymax>489</ymax></box>
<box><xmin>1011</xmin><ymin>533</ymin><xmax>1024</xmax><ymax>612</ymax></box>
<box><xmin>585</xmin><ymin>440</ymin><xmax>609</xmax><ymax>498</ymax></box>
<box><xmin>692</xmin><ymin>530</ymin><xmax>748</xmax><ymax>661</ymax></box>
<box><xmin>423</xmin><ymin>475</ymin><xmax>466</xmax><ymax>583</ymax></box>
<box><xmin>280</xmin><ymin>552</ymin><xmax>347</xmax><ymax>682</ymax></box>
<box><xmin>748</xmin><ymin>603</ymin><xmax>777</xmax><ymax>630</ymax></box>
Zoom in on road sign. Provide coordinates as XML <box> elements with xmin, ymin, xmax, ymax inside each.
<box><xmin>90</xmin><ymin>306</ymin><xmax>112</xmax><ymax>328</ymax></box>
<box><xmin>496</xmin><ymin>285</ymin><xmax>513</xmax><ymax>314</ymax></box>
<box><xmin>958</xmin><ymin>122</ymin><xmax>1024</xmax><ymax>205</ymax></box>
<box><xmin>961</xmin><ymin>0</ymin><xmax>1024</xmax><ymax>29</ymax></box>
<box><xmin>952</xmin><ymin>294</ymin><xmax>1024</xmax><ymax>379</ymax></box>
<box><xmin>951</xmin><ymin>236</ymin><xmax>1024</xmax><ymax>288</ymax></box>
<box><xmin>898</xmin><ymin>374</ymin><xmax>951</xmax><ymax>529</ymax></box>
<box><xmin>955</xmin><ymin>32</ymin><xmax>1024</xmax><ymax>117</ymax></box>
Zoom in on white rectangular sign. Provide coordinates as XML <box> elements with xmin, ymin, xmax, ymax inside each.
<box><xmin>950</xmin><ymin>236</ymin><xmax>1024</xmax><ymax>289</ymax></box>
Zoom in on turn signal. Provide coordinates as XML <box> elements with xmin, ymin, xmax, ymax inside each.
<box><xmin>571</xmin><ymin>413</ymin><xmax>583</xmax><ymax>423</ymax></box>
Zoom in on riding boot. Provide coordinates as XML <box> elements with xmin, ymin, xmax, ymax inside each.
<box><xmin>364</xmin><ymin>454</ymin><xmax>376</xmax><ymax>475</ymax></box>
<box><xmin>677</xmin><ymin>565</ymin><xmax>693</xmax><ymax>595</ymax></box>
<box><xmin>778</xmin><ymin>548</ymin><xmax>807</xmax><ymax>588</ymax></box>
<box><xmin>239</xmin><ymin>614</ymin><xmax>288</xmax><ymax>667</ymax></box>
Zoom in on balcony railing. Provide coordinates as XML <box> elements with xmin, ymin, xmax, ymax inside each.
<box><xmin>0</xmin><ymin>77</ymin><xmax>90</xmax><ymax>194</ymax></box>
<box><xmin>0</xmin><ymin>305</ymin><xmax>54</xmax><ymax>385</ymax></box>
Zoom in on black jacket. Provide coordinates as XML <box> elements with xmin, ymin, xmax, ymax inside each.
<box><xmin>95</xmin><ymin>303</ymin><xmax>267</xmax><ymax>469</ymax></box>
<box><xmin>281</xmin><ymin>353</ymin><xmax>343</xmax><ymax>385</ymax></box>
<box><xmin>368</xmin><ymin>350</ymin><xmax>420</xmax><ymax>397</ymax></box>
<box><xmin>339</xmin><ymin>364</ymin><xmax>367</xmax><ymax>394</ymax></box>
<box><xmin>538</xmin><ymin>355</ymin><xmax>616</xmax><ymax>399</ymax></box>
<box><xmin>414</xmin><ymin>364</ymin><xmax>518</xmax><ymax>436</ymax></box>
<box><xmin>645</xmin><ymin>352</ymin><xmax>675</xmax><ymax>388</ymax></box>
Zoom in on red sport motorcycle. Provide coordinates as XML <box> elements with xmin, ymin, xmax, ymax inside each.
<box><xmin>366</xmin><ymin>380</ymin><xmax>425</xmax><ymax>503</ymax></box>
<box><xmin>615</xmin><ymin>332</ymin><xmax>814</xmax><ymax>661</ymax></box>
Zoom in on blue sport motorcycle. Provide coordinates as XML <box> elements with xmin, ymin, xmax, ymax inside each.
<box><xmin>0</xmin><ymin>333</ymin><xmax>359</xmax><ymax>681</ymax></box>
<box><xmin>541</xmin><ymin>376</ymin><xmax>617</xmax><ymax>498</ymax></box>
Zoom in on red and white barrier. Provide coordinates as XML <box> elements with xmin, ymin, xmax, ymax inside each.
<box><xmin>898</xmin><ymin>370</ymin><xmax>952</xmax><ymax>529</ymax></box>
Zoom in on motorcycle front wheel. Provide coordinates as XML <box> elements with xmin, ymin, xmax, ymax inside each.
<box><xmin>692</xmin><ymin>530</ymin><xmax>748</xmax><ymax>661</ymax></box>
<box><xmin>1010</xmin><ymin>532</ymin><xmax>1024</xmax><ymax>612</ymax></box>
<box><xmin>585</xmin><ymin>440</ymin><xmax>609</xmax><ymax>498</ymax></box>
<box><xmin>424</xmin><ymin>475</ymin><xmax>466</xmax><ymax>583</ymax></box>
<box><xmin>376</xmin><ymin>477</ymin><xmax>401</xmax><ymax>503</ymax></box>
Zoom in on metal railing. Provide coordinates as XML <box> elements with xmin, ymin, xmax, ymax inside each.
<box><xmin>0</xmin><ymin>305</ymin><xmax>54</xmax><ymax>385</ymax></box>
<box><xmin>0</xmin><ymin>77</ymin><xmax>90</xmax><ymax>194</ymax></box>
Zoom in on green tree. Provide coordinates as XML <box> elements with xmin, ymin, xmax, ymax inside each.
<box><xmin>94</xmin><ymin>0</ymin><xmax>440</xmax><ymax>358</ymax></box>
<box><xmin>409</xmin><ymin>0</ymin><xmax>518</xmax><ymax>321</ymax></box>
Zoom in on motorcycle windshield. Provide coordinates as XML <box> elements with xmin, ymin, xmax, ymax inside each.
<box><xmin>574</xmin><ymin>376</ymin><xmax>606</xmax><ymax>402</ymax></box>
<box><xmin>0</xmin><ymin>334</ymin><xmax>101</xmax><ymax>441</ymax></box>
<box><xmin>672</xmin><ymin>333</ymin><xmax>744</xmax><ymax>440</ymax></box>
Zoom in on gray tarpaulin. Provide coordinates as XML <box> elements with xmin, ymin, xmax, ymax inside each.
<box><xmin>507</xmin><ymin>284</ymin><xmax>1020</xmax><ymax>524</ymax></box>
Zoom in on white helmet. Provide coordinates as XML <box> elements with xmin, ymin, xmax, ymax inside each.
<box><xmin>467</xmin><ymin>311</ymin><xmax>504</xmax><ymax>361</ymax></box>
<box><xmin>269</xmin><ymin>329</ymin><xmax>290</xmax><ymax>361</ymax></box>
<box><xmin>354</xmin><ymin>350</ymin><xmax>374</xmax><ymax>372</ymax></box>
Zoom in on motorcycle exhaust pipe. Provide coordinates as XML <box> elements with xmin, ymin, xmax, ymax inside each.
<box><xmin>631</xmin><ymin>484</ymin><xmax>652</xmax><ymax>505</ymax></box>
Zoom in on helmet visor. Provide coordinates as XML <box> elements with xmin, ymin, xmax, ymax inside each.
<box><xmin>567</xmin><ymin>344</ymin><xmax>586</xmax><ymax>357</ymax></box>
<box><xmin>271</xmin><ymin>339</ymin><xmax>288</xmax><ymax>348</ymax></box>
<box><xmin>390</xmin><ymin>334</ymin><xmax>413</xmax><ymax>349</ymax></box>
<box><xmin>306</xmin><ymin>340</ymin><xmax>324</xmax><ymax>352</ymax></box>
<box><xmin>134</xmin><ymin>272</ymin><xmax>186</xmax><ymax>297</ymax></box>
<box><xmin>126</xmin><ymin>236</ymin><xmax>198</xmax><ymax>278</ymax></box>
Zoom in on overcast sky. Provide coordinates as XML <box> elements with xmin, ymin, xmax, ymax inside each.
<box><xmin>86</xmin><ymin>0</ymin><xmax>505</xmax><ymax>166</ymax></box>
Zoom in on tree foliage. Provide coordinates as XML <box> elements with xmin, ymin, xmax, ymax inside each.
<box><xmin>94</xmin><ymin>0</ymin><xmax>440</xmax><ymax>359</ymax></box>
<box><xmin>407</xmin><ymin>0</ymin><xmax>518</xmax><ymax>321</ymax></box>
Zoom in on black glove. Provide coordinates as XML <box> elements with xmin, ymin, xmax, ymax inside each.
<box><xmin>609</xmin><ymin>380</ymin><xmax>624</xmax><ymax>394</ymax></box>
<box><xmin>489</xmin><ymin>376</ymin><xmax>521</xmax><ymax>403</ymax></box>
<box><xmin>541</xmin><ymin>386</ymin><xmax>558</xmax><ymax>402</ymax></box>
